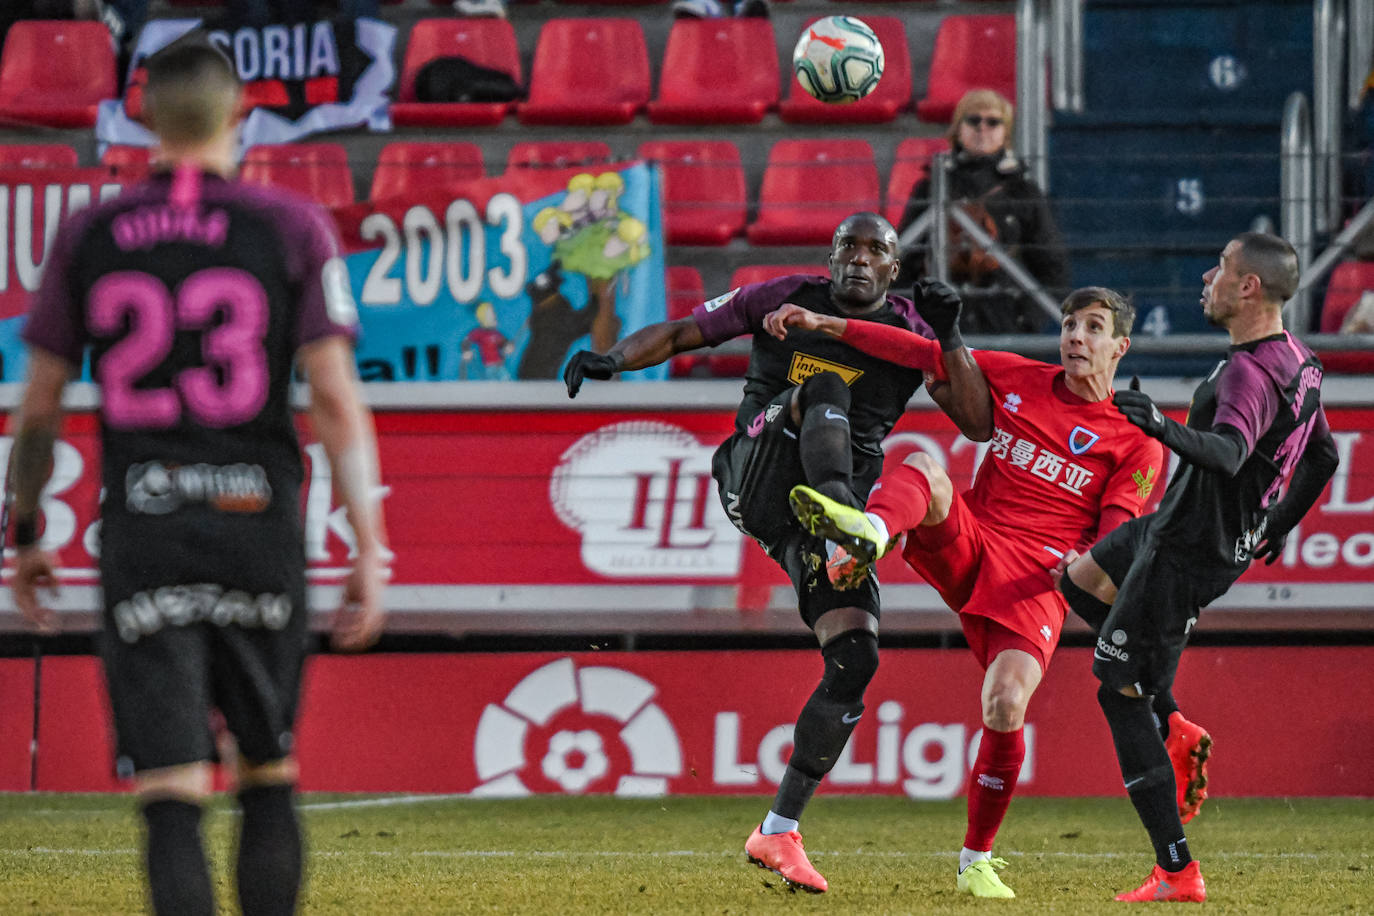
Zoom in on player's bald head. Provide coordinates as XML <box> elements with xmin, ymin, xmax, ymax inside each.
<box><xmin>143</xmin><ymin>35</ymin><xmax>241</xmax><ymax>147</ymax></box>
<box><xmin>833</xmin><ymin>211</ymin><xmax>898</xmax><ymax>250</ymax></box>
<box><xmin>1231</xmin><ymin>232</ymin><xmax>1299</xmax><ymax>304</ymax></box>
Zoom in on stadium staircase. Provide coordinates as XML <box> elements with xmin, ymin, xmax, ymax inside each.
<box><xmin>1047</xmin><ymin>0</ymin><xmax>1315</xmax><ymax>375</ymax></box>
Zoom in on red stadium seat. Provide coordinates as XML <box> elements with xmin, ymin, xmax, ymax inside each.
<box><xmin>518</xmin><ymin>19</ymin><xmax>649</xmax><ymax>126</ymax></box>
<box><xmin>636</xmin><ymin>140</ymin><xmax>745</xmax><ymax>246</ymax></box>
<box><xmin>1317</xmin><ymin>260</ymin><xmax>1374</xmax><ymax>372</ymax></box>
<box><xmin>648</xmin><ymin>19</ymin><xmax>778</xmax><ymax>125</ymax></box>
<box><xmin>746</xmin><ymin>139</ymin><xmax>880</xmax><ymax>246</ymax></box>
<box><xmin>370</xmin><ymin>141</ymin><xmax>485</xmax><ymax>202</ymax></box>
<box><xmin>505</xmin><ymin>141</ymin><xmax>614</xmax><ymax>172</ymax></box>
<box><xmin>729</xmin><ymin>264</ymin><xmax>830</xmax><ymax>288</ymax></box>
<box><xmin>0</xmin><ymin>21</ymin><xmax>117</xmax><ymax>128</ymax></box>
<box><xmin>883</xmin><ymin>137</ymin><xmax>950</xmax><ymax>226</ymax></box>
<box><xmin>0</xmin><ymin>144</ymin><xmax>79</xmax><ymax>169</ymax></box>
<box><xmin>240</xmin><ymin>143</ymin><xmax>355</xmax><ymax>208</ymax></box>
<box><xmin>100</xmin><ymin>145</ymin><xmax>153</xmax><ymax>181</ymax></box>
<box><xmin>666</xmin><ymin>266</ymin><xmax>707</xmax><ymax>377</ymax></box>
<box><xmin>779</xmin><ymin>16</ymin><xmax>912</xmax><ymax>124</ymax></box>
<box><xmin>915</xmin><ymin>15</ymin><xmax>1016</xmax><ymax>123</ymax></box>
<box><xmin>391</xmin><ymin>19</ymin><xmax>521</xmax><ymax>127</ymax></box>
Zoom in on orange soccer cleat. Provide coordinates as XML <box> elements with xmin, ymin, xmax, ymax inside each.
<box><xmin>1165</xmin><ymin>712</ymin><xmax>1212</xmax><ymax>823</ymax></box>
<box><xmin>745</xmin><ymin>825</ymin><xmax>828</xmax><ymax>893</ymax></box>
<box><xmin>1114</xmin><ymin>860</ymin><xmax>1206</xmax><ymax>902</ymax></box>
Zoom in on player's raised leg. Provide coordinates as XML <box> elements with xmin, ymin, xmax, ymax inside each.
<box><xmin>1163</xmin><ymin>710</ymin><xmax>1212</xmax><ymax>824</ymax></box>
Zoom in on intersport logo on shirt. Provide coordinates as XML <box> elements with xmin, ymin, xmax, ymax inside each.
<box><xmin>550</xmin><ymin>421</ymin><xmax>743</xmax><ymax>578</ymax></box>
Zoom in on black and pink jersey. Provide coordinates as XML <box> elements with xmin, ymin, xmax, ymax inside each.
<box><xmin>1152</xmin><ymin>331</ymin><xmax>1332</xmax><ymax>570</ymax></box>
<box><xmin>693</xmin><ymin>275</ymin><xmax>934</xmax><ymax>495</ymax></box>
<box><xmin>23</xmin><ymin>167</ymin><xmax>356</xmax><ymax>558</ymax></box>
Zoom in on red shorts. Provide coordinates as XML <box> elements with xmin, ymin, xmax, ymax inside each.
<box><xmin>900</xmin><ymin>490</ymin><xmax>1067</xmax><ymax>672</ymax></box>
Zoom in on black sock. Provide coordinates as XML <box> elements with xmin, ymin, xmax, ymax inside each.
<box><xmin>770</xmin><ymin>764</ymin><xmax>822</xmax><ymax>821</ymax></box>
<box><xmin>798</xmin><ymin>402</ymin><xmax>856</xmax><ymax>507</ymax></box>
<box><xmin>1152</xmin><ymin>690</ymin><xmax>1180</xmax><ymax>739</ymax></box>
<box><xmin>142</xmin><ymin>798</ymin><xmax>214</xmax><ymax>916</ymax></box>
<box><xmin>237</xmin><ymin>783</ymin><xmax>303</xmax><ymax>916</ymax></box>
<box><xmin>1098</xmin><ymin>685</ymin><xmax>1192</xmax><ymax>871</ymax></box>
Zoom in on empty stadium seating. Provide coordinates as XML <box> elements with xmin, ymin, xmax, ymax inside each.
<box><xmin>778</xmin><ymin>16</ymin><xmax>912</xmax><ymax>124</ymax></box>
<box><xmin>915</xmin><ymin>15</ymin><xmax>1015</xmax><ymax>123</ymax></box>
<box><xmin>0</xmin><ymin>21</ymin><xmax>117</xmax><ymax>129</ymax></box>
<box><xmin>518</xmin><ymin>19</ymin><xmax>650</xmax><ymax>125</ymax></box>
<box><xmin>505</xmin><ymin>141</ymin><xmax>615</xmax><ymax>172</ymax></box>
<box><xmin>0</xmin><ymin>144</ymin><xmax>78</xmax><ymax>169</ymax></box>
<box><xmin>240</xmin><ymin>143</ymin><xmax>355</xmax><ymax>208</ymax></box>
<box><xmin>883</xmin><ymin>136</ymin><xmax>950</xmax><ymax>226</ymax></box>
<box><xmin>1321</xmin><ymin>260</ymin><xmax>1374</xmax><ymax>332</ymax></box>
<box><xmin>666</xmin><ymin>265</ymin><xmax>707</xmax><ymax>377</ymax></box>
<box><xmin>747</xmin><ymin>139</ymin><xmax>880</xmax><ymax>246</ymax></box>
<box><xmin>370</xmin><ymin>141</ymin><xmax>485</xmax><ymax>201</ymax></box>
<box><xmin>100</xmin><ymin>145</ymin><xmax>153</xmax><ymax>181</ymax></box>
<box><xmin>391</xmin><ymin>19</ymin><xmax>522</xmax><ymax>127</ymax></box>
<box><xmin>648</xmin><ymin>19</ymin><xmax>779</xmax><ymax>125</ymax></box>
<box><xmin>637</xmin><ymin>140</ymin><xmax>746</xmax><ymax>246</ymax></box>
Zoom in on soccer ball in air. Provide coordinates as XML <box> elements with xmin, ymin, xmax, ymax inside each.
<box><xmin>791</xmin><ymin>16</ymin><xmax>884</xmax><ymax>104</ymax></box>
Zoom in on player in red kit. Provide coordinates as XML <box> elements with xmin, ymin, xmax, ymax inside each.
<box><xmin>767</xmin><ymin>286</ymin><xmax>1175</xmax><ymax>899</ymax></box>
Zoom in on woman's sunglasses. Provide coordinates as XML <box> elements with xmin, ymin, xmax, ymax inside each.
<box><xmin>963</xmin><ymin>115</ymin><xmax>1005</xmax><ymax>128</ymax></box>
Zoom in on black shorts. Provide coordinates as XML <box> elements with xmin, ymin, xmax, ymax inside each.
<box><xmin>98</xmin><ymin>559</ymin><xmax>309</xmax><ymax>777</ymax></box>
<box><xmin>711</xmin><ymin>390</ymin><xmax>880</xmax><ymax>628</ymax></box>
<box><xmin>1088</xmin><ymin>514</ymin><xmax>1239</xmax><ymax>695</ymax></box>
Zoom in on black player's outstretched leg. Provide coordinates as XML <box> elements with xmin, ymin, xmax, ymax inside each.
<box><xmin>796</xmin><ymin>371</ymin><xmax>856</xmax><ymax>507</ymax></box>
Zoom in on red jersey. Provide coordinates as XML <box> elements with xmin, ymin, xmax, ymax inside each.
<box><xmin>965</xmin><ymin>350</ymin><xmax>1164</xmax><ymax>556</ymax></box>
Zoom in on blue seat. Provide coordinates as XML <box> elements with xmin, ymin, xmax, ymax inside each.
<box><xmin>1057</xmin><ymin>0</ymin><xmax>1312</xmax><ymax>128</ymax></box>
<box><xmin>1049</xmin><ymin>125</ymin><xmax>1281</xmax><ymax>248</ymax></box>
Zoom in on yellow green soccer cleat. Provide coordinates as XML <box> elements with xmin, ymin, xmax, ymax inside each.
<box><xmin>789</xmin><ymin>485</ymin><xmax>892</xmax><ymax>588</ymax></box>
<box><xmin>957</xmin><ymin>857</ymin><xmax>1016</xmax><ymax>899</ymax></box>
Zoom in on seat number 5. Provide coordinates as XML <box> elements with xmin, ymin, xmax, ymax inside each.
<box><xmin>90</xmin><ymin>268</ymin><xmax>270</xmax><ymax>430</ymax></box>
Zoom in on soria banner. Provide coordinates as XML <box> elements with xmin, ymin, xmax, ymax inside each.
<box><xmin>96</xmin><ymin>17</ymin><xmax>396</xmax><ymax>151</ymax></box>
<box><xmin>332</xmin><ymin>161</ymin><xmax>668</xmax><ymax>382</ymax></box>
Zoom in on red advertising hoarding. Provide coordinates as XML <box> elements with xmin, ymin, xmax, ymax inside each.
<box><xmin>3</xmin><ymin>390</ymin><xmax>1371</xmax><ymax>631</ymax></box>
<box><xmin>3</xmin><ymin>646</ymin><xmax>1370</xmax><ymax>796</ymax></box>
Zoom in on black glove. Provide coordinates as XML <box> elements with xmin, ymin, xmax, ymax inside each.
<box><xmin>563</xmin><ymin>350</ymin><xmax>623</xmax><ymax>398</ymax></box>
<box><xmin>913</xmin><ymin>278</ymin><xmax>963</xmax><ymax>350</ymax></box>
<box><xmin>1112</xmin><ymin>376</ymin><xmax>1168</xmax><ymax>439</ymax></box>
<box><xmin>1251</xmin><ymin>525</ymin><xmax>1289</xmax><ymax>565</ymax></box>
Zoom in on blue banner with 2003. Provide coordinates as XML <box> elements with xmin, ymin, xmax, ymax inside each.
<box><xmin>334</xmin><ymin>160</ymin><xmax>668</xmax><ymax>382</ymax></box>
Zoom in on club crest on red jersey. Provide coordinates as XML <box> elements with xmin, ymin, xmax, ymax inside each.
<box><xmin>1068</xmin><ymin>426</ymin><xmax>1100</xmax><ymax>455</ymax></box>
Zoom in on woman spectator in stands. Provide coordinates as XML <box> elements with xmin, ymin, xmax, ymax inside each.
<box><xmin>897</xmin><ymin>88</ymin><xmax>1071</xmax><ymax>334</ymax></box>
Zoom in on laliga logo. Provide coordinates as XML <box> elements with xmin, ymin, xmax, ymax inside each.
<box><xmin>550</xmin><ymin>421</ymin><xmax>742</xmax><ymax>578</ymax></box>
<box><xmin>472</xmin><ymin>658</ymin><xmax>683</xmax><ymax>797</ymax></box>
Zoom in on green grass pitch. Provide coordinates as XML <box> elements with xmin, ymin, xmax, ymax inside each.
<box><xmin>2</xmin><ymin>794</ymin><xmax>1370</xmax><ymax>913</ymax></box>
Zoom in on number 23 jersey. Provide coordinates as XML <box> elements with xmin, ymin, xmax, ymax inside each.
<box><xmin>22</xmin><ymin>169</ymin><xmax>358</xmax><ymax>561</ymax></box>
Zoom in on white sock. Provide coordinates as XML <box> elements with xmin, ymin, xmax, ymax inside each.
<box><xmin>761</xmin><ymin>811</ymin><xmax>799</xmax><ymax>835</ymax></box>
<box><xmin>959</xmin><ymin>847</ymin><xmax>992</xmax><ymax>873</ymax></box>
<box><xmin>865</xmin><ymin>512</ymin><xmax>890</xmax><ymax>545</ymax></box>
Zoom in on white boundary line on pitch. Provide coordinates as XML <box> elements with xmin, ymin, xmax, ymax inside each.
<box><xmin>10</xmin><ymin>848</ymin><xmax>1372</xmax><ymax>861</ymax></box>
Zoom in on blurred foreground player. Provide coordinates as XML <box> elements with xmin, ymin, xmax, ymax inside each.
<box><xmin>1061</xmin><ymin>232</ymin><xmax>1338</xmax><ymax>902</ymax></box>
<box><xmin>7</xmin><ymin>37</ymin><xmax>388</xmax><ymax>915</ymax></box>
<box><xmin>768</xmin><ymin>287</ymin><xmax>1168</xmax><ymax>898</ymax></box>
<box><xmin>565</xmin><ymin>212</ymin><xmax>992</xmax><ymax>893</ymax></box>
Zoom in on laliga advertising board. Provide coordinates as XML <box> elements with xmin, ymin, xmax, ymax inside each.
<box><xmin>0</xmin><ymin>393</ymin><xmax>1371</xmax><ymax>795</ymax></box>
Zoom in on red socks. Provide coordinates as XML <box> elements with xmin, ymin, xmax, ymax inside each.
<box><xmin>866</xmin><ymin>462</ymin><xmax>933</xmax><ymax>535</ymax></box>
<box><xmin>963</xmin><ymin>727</ymin><xmax>1026</xmax><ymax>852</ymax></box>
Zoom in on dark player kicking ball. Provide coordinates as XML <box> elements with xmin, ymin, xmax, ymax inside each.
<box><xmin>565</xmin><ymin>212</ymin><xmax>993</xmax><ymax>894</ymax></box>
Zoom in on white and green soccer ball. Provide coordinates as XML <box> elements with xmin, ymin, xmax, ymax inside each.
<box><xmin>791</xmin><ymin>15</ymin><xmax>885</xmax><ymax>104</ymax></box>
